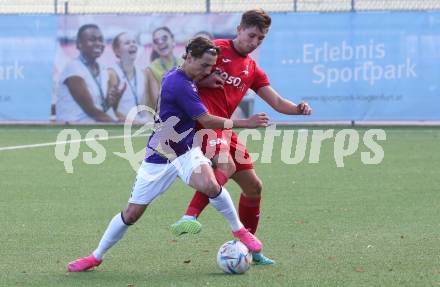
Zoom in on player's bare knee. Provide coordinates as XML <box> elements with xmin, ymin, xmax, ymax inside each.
<box><xmin>255</xmin><ymin>178</ymin><xmax>263</xmax><ymax>194</ymax></box>
<box><xmin>217</xmin><ymin>161</ymin><xmax>236</xmax><ymax>178</ymax></box>
<box><xmin>245</xmin><ymin>177</ymin><xmax>263</xmax><ymax>197</ymax></box>
<box><xmin>122</xmin><ymin>206</ymin><xmax>146</xmax><ymax>225</ymax></box>
<box><xmin>122</xmin><ymin>211</ymin><xmax>138</xmax><ymax>225</ymax></box>
<box><xmin>201</xmin><ymin>177</ymin><xmax>221</xmax><ymax>197</ymax></box>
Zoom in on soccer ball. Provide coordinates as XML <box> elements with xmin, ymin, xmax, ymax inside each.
<box><xmin>216</xmin><ymin>240</ymin><xmax>252</xmax><ymax>274</ymax></box>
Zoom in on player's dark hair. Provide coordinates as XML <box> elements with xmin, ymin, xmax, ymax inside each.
<box><xmin>240</xmin><ymin>9</ymin><xmax>271</xmax><ymax>32</ymax></box>
<box><xmin>183</xmin><ymin>36</ymin><xmax>219</xmax><ymax>59</ymax></box>
<box><xmin>76</xmin><ymin>23</ymin><xmax>100</xmax><ymax>42</ymax></box>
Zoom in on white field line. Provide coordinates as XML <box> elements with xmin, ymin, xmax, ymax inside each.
<box><xmin>0</xmin><ymin>127</ymin><xmax>438</xmax><ymax>152</ymax></box>
<box><xmin>0</xmin><ymin>133</ymin><xmax>146</xmax><ymax>151</ymax></box>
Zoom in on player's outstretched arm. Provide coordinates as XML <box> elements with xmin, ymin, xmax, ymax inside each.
<box><xmin>197</xmin><ymin>112</ymin><xmax>269</xmax><ymax>129</ymax></box>
<box><xmin>257</xmin><ymin>85</ymin><xmax>312</xmax><ymax>115</ymax></box>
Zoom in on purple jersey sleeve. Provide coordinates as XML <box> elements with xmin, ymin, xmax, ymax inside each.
<box><xmin>175</xmin><ymin>80</ymin><xmax>207</xmax><ymax>119</ymax></box>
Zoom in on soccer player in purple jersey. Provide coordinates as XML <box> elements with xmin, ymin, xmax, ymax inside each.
<box><xmin>67</xmin><ymin>36</ymin><xmax>270</xmax><ymax>272</ymax></box>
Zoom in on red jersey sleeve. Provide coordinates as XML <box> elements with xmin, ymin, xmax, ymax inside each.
<box><xmin>251</xmin><ymin>65</ymin><xmax>270</xmax><ymax>92</ymax></box>
<box><xmin>213</xmin><ymin>39</ymin><xmax>230</xmax><ymax>51</ymax></box>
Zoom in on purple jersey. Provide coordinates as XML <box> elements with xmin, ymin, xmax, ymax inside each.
<box><xmin>145</xmin><ymin>67</ymin><xmax>208</xmax><ymax>164</ymax></box>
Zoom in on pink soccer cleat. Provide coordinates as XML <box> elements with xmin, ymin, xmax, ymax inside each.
<box><xmin>232</xmin><ymin>227</ymin><xmax>262</xmax><ymax>253</ymax></box>
<box><xmin>67</xmin><ymin>255</ymin><xmax>102</xmax><ymax>272</ymax></box>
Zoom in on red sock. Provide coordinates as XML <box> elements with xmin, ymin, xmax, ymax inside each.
<box><xmin>213</xmin><ymin>169</ymin><xmax>228</xmax><ymax>186</ymax></box>
<box><xmin>185</xmin><ymin>169</ymin><xmax>229</xmax><ymax>217</ymax></box>
<box><xmin>186</xmin><ymin>191</ymin><xmax>209</xmax><ymax>217</ymax></box>
<box><xmin>238</xmin><ymin>193</ymin><xmax>261</xmax><ymax>234</ymax></box>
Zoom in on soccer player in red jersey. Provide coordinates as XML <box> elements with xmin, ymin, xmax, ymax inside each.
<box><xmin>171</xmin><ymin>9</ymin><xmax>312</xmax><ymax>265</ymax></box>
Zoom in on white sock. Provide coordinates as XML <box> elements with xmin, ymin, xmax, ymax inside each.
<box><xmin>92</xmin><ymin>213</ymin><xmax>129</xmax><ymax>260</ymax></box>
<box><xmin>209</xmin><ymin>187</ymin><xmax>243</xmax><ymax>232</ymax></box>
<box><xmin>182</xmin><ymin>215</ymin><xmax>196</xmax><ymax>220</ymax></box>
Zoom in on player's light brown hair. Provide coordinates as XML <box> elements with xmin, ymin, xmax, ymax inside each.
<box><xmin>183</xmin><ymin>36</ymin><xmax>220</xmax><ymax>59</ymax></box>
<box><xmin>240</xmin><ymin>9</ymin><xmax>272</xmax><ymax>32</ymax></box>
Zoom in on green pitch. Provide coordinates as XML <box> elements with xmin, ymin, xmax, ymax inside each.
<box><xmin>1</xmin><ymin>126</ymin><xmax>439</xmax><ymax>287</ymax></box>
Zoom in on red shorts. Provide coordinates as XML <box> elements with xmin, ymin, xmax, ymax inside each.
<box><xmin>198</xmin><ymin>129</ymin><xmax>254</xmax><ymax>172</ymax></box>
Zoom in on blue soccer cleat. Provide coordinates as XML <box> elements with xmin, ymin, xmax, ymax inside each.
<box><xmin>252</xmin><ymin>252</ymin><xmax>275</xmax><ymax>265</ymax></box>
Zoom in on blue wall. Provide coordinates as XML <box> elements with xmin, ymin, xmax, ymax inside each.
<box><xmin>0</xmin><ymin>16</ymin><xmax>57</xmax><ymax>121</ymax></box>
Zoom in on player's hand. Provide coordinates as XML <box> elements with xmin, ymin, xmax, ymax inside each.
<box><xmin>246</xmin><ymin>112</ymin><xmax>270</xmax><ymax>128</ymax></box>
<box><xmin>198</xmin><ymin>71</ymin><xmax>224</xmax><ymax>89</ymax></box>
<box><xmin>297</xmin><ymin>101</ymin><xmax>312</xmax><ymax>115</ymax></box>
<box><xmin>107</xmin><ymin>82</ymin><xmax>127</xmax><ymax>108</ymax></box>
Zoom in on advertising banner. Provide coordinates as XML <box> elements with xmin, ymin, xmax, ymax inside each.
<box><xmin>1</xmin><ymin>12</ymin><xmax>439</xmax><ymax>122</ymax></box>
<box><xmin>257</xmin><ymin>12</ymin><xmax>440</xmax><ymax>121</ymax></box>
<box><xmin>0</xmin><ymin>16</ymin><xmax>57</xmax><ymax>121</ymax></box>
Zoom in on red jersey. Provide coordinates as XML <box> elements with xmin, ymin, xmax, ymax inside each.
<box><xmin>199</xmin><ymin>39</ymin><xmax>270</xmax><ymax>119</ymax></box>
